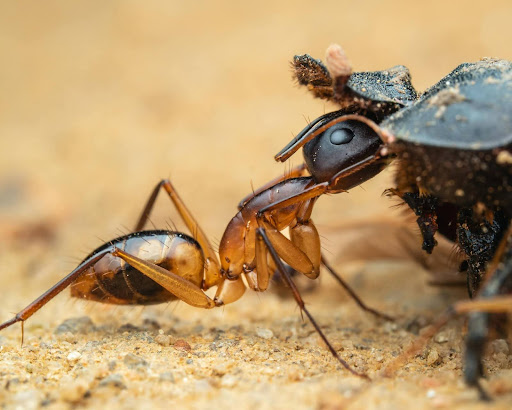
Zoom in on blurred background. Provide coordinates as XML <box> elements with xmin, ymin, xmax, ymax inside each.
<box><xmin>0</xmin><ymin>0</ymin><xmax>511</xmax><ymax>406</ymax></box>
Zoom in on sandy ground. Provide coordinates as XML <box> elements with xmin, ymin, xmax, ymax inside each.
<box><xmin>1</xmin><ymin>1</ymin><xmax>512</xmax><ymax>409</ymax></box>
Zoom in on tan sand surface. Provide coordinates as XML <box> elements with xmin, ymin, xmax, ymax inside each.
<box><xmin>1</xmin><ymin>1</ymin><xmax>511</xmax><ymax>409</ymax></box>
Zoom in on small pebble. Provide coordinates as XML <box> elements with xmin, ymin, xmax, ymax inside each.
<box><xmin>194</xmin><ymin>379</ymin><xmax>212</xmax><ymax>392</ymax></box>
<box><xmin>426</xmin><ymin>349</ymin><xmax>440</xmax><ymax>366</ymax></box>
<box><xmin>67</xmin><ymin>351</ymin><xmax>82</xmax><ymax>362</ymax></box>
<box><xmin>155</xmin><ymin>334</ymin><xmax>172</xmax><ymax>346</ymax></box>
<box><xmin>374</xmin><ymin>354</ymin><xmax>385</xmax><ymax>363</ymax></box>
<box><xmin>383</xmin><ymin>322</ymin><xmax>398</xmax><ymax>333</ymax></box>
<box><xmin>123</xmin><ymin>353</ymin><xmax>148</xmax><ymax>369</ymax></box>
<box><xmin>434</xmin><ymin>332</ymin><xmax>449</xmax><ymax>344</ymax></box>
<box><xmin>59</xmin><ymin>377</ymin><xmax>89</xmax><ymax>403</ymax></box>
<box><xmin>340</xmin><ymin>340</ymin><xmax>354</xmax><ymax>350</ymax></box>
<box><xmin>159</xmin><ymin>372</ymin><xmax>175</xmax><ymax>383</ymax></box>
<box><xmin>174</xmin><ymin>339</ymin><xmax>192</xmax><ymax>352</ymax></box>
<box><xmin>221</xmin><ymin>374</ymin><xmax>238</xmax><ymax>388</ymax></box>
<box><xmin>490</xmin><ymin>339</ymin><xmax>509</xmax><ymax>355</ymax></box>
<box><xmin>98</xmin><ymin>374</ymin><xmax>126</xmax><ymax>389</ymax></box>
<box><xmin>426</xmin><ymin>389</ymin><xmax>436</xmax><ymax>398</ymax></box>
<box><xmin>256</xmin><ymin>327</ymin><xmax>274</xmax><ymax>340</ymax></box>
<box><xmin>493</xmin><ymin>352</ymin><xmax>508</xmax><ymax>368</ymax></box>
<box><xmin>12</xmin><ymin>390</ymin><xmax>39</xmax><ymax>410</ymax></box>
<box><xmin>54</xmin><ymin>317</ymin><xmax>95</xmax><ymax>335</ymax></box>
<box><xmin>212</xmin><ymin>363</ymin><xmax>229</xmax><ymax>376</ymax></box>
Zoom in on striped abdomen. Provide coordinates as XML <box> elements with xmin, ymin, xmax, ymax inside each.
<box><xmin>70</xmin><ymin>230</ymin><xmax>204</xmax><ymax>305</ymax></box>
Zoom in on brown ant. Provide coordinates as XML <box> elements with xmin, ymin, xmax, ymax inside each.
<box><xmin>0</xmin><ymin>174</ymin><xmax>392</xmax><ymax>379</ymax></box>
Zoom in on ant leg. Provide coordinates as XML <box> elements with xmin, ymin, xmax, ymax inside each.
<box><xmin>0</xmin><ymin>248</ymin><xmax>114</xmax><ymax>336</ymax></box>
<box><xmin>135</xmin><ymin>179</ymin><xmax>221</xmax><ymax>288</ymax></box>
<box><xmin>256</xmin><ymin>227</ymin><xmax>369</xmax><ymax>380</ymax></box>
<box><xmin>253</xmin><ymin>183</ymin><xmax>329</xmax><ymax>279</ymax></box>
<box><xmin>383</xmin><ymin>231</ymin><xmax>512</xmax><ymax>400</ymax></box>
<box><xmin>463</xmin><ymin>228</ymin><xmax>512</xmax><ymax>399</ymax></box>
<box><xmin>321</xmin><ymin>256</ymin><xmax>394</xmax><ymax>321</ymax></box>
<box><xmin>293</xmin><ymin>199</ymin><xmax>392</xmax><ymax>320</ymax></box>
<box><xmin>111</xmin><ymin>248</ymin><xmax>216</xmax><ymax>309</ymax></box>
<box><xmin>257</xmin><ymin>186</ymin><xmax>392</xmax><ymax>319</ymax></box>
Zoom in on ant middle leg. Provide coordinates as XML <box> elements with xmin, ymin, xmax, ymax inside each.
<box><xmin>256</xmin><ymin>227</ymin><xmax>369</xmax><ymax>379</ymax></box>
<box><xmin>256</xmin><ymin>185</ymin><xmax>392</xmax><ymax>320</ymax></box>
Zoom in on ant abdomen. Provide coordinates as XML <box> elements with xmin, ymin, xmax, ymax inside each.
<box><xmin>70</xmin><ymin>230</ymin><xmax>204</xmax><ymax>305</ymax></box>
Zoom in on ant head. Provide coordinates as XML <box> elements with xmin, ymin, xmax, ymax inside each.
<box><xmin>303</xmin><ymin>113</ymin><xmax>388</xmax><ymax>191</ymax></box>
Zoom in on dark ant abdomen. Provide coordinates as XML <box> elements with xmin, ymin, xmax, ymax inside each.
<box><xmin>70</xmin><ymin>230</ymin><xmax>204</xmax><ymax>305</ymax></box>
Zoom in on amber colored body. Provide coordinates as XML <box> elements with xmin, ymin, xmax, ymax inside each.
<box><xmin>0</xmin><ymin>170</ymin><xmax>385</xmax><ymax>378</ymax></box>
<box><xmin>218</xmin><ymin>177</ymin><xmax>316</xmax><ymax>280</ymax></box>
<box><xmin>71</xmin><ymin>231</ymin><xmax>204</xmax><ymax>305</ymax></box>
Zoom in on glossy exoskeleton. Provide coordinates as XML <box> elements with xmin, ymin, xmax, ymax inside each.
<box><xmin>0</xmin><ymin>174</ymin><xmax>393</xmax><ymax>379</ymax></box>
<box><xmin>274</xmin><ymin>44</ymin><xmax>511</xmax><ymax>399</ymax></box>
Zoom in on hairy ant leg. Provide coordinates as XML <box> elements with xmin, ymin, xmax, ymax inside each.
<box><xmin>0</xmin><ymin>248</ymin><xmax>113</xmax><ymax>342</ymax></box>
<box><xmin>256</xmin><ymin>227</ymin><xmax>369</xmax><ymax>380</ymax></box>
<box><xmin>321</xmin><ymin>256</ymin><xmax>394</xmax><ymax>321</ymax></box>
<box><xmin>254</xmin><ymin>181</ymin><xmax>391</xmax><ymax>320</ymax></box>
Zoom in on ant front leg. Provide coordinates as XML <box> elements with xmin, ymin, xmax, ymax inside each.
<box><xmin>255</xmin><ymin>184</ymin><xmax>392</xmax><ymax>320</ymax></box>
<box><xmin>255</xmin><ymin>183</ymin><xmax>329</xmax><ymax>281</ymax></box>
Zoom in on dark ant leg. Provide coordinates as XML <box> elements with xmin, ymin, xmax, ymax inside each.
<box><xmin>464</xmin><ymin>250</ymin><xmax>512</xmax><ymax>400</ymax></box>
<box><xmin>383</xmin><ymin>230</ymin><xmax>512</xmax><ymax>400</ymax></box>
<box><xmin>0</xmin><ymin>248</ymin><xmax>114</xmax><ymax>338</ymax></box>
<box><xmin>457</xmin><ymin>208</ymin><xmax>508</xmax><ymax>297</ymax></box>
<box><xmin>256</xmin><ymin>227</ymin><xmax>370</xmax><ymax>380</ymax></box>
<box><xmin>321</xmin><ymin>256</ymin><xmax>394</xmax><ymax>321</ymax></box>
<box><xmin>291</xmin><ymin>54</ymin><xmax>334</xmax><ymax>101</ymax></box>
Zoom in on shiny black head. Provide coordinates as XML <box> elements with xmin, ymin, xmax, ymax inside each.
<box><xmin>302</xmin><ymin>114</ymin><xmax>388</xmax><ymax>191</ymax></box>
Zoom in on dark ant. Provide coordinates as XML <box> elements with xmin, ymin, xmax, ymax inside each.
<box><xmin>273</xmin><ymin>44</ymin><xmax>511</xmax><ymax>399</ymax></box>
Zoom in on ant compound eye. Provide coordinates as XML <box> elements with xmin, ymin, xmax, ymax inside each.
<box><xmin>329</xmin><ymin>126</ymin><xmax>354</xmax><ymax>145</ymax></box>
